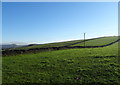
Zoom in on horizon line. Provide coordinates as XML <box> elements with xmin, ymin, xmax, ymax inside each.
<box><xmin>1</xmin><ymin>35</ymin><xmax>118</xmax><ymax>45</ymax></box>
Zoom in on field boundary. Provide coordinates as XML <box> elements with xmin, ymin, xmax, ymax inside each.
<box><xmin>64</xmin><ymin>37</ymin><xmax>107</xmax><ymax>47</ymax></box>
<box><xmin>2</xmin><ymin>38</ymin><xmax>120</xmax><ymax>56</ymax></box>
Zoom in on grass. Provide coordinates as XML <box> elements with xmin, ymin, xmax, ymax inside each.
<box><xmin>11</xmin><ymin>39</ymin><xmax>83</xmax><ymax>50</ymax></box>
<box><xmin>2</xmin><ymin>38</ymin><xmax>120</xmax><ymax>84</ymax></box>
<box><xmin>70</xmin><ymin>36</ymin><xmax>118</xmax><ymax>46</ymax></box>
<box><xmin>9</xmin><ymin>36</ymin><xmax>118</xmax><ymax>51</ymax></box>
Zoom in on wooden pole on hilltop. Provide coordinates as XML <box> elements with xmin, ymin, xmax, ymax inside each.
<box><xmin>84</xmin><ymin>33</ymin><xmax>85</xmax><ymax>47</ymax></box>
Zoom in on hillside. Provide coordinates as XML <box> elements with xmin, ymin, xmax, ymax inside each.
<box><xmin>70</xmin><ymin>36</ymin><xmax>118</xmax><ymax>46</ymax></box>
<box><xmin>10</xmin><ymin>36</ymin><xmax>119</xmax><ymax>49</ymax></box>
<box><xmin>2</xmin><ymin>36</ymin><xmax>119</xmax><ymax>56</ymax></box>
<box><xmin>2</xmin><ymin>36</ymin><xmax>120</xmax><ymax>84</ymax></box>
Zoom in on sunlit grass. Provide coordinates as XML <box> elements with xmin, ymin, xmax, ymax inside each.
<box><xmin>70</xmin><ymin>36</ymin><xmax>118</xmax><ymax>46</ymax></box>
<box><xmin>2</xmin><ymin>41</ymin><xmax>119</xmax><ymax>84</ymax></box>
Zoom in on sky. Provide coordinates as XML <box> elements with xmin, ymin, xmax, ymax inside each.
<box><xmin>2</xmin><ymin>2</ymin><xmax>118</xmax><ymax>45</ymax></box>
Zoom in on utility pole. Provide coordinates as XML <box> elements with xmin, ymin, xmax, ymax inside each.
<box><xmin>84</xmin><ymin>33</ymin><xmax>85</xmax><ymax>47</ymax></box>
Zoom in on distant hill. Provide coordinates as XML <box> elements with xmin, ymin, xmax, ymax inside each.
<box><xmin>1</xmin><ymin>44</ymin><xmax>28</xmax><ymax>50</ymax></box>
<box><xmin>10</xmin><ymin>36</ymin><xmax>118</xmax><ymax>50</ymax></box>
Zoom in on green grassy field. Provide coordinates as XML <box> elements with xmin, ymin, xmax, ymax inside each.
<box><xmin>10</xmin><ymin>36</ymin><xmax>118</xmax><ymax>51</ymax></box>
<box><xmin>2</xmin><ymin>36</ymin><xmax>120</xmax><ymax>84</ymax></box>
<box><xmin>11</xmin><ymin>39</ymin><xmax>83</xmax><ymax>50</ymax></box>
<box><xmin>70</xmin><ymin>36</ymin><xmax>118</xmax><ymax>46</ymax></box>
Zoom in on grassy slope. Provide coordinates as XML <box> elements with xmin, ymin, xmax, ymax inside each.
<box><xmin>70</xmin><ymin>36</ymin><xmax>118</xmax><ymax>46</ymax></box>
<box><xmin>2</xmin><ymin>41</ymin><xmax>120</xmax><ymax>84</ymax></box>
<box><xmin>10</xmin><ymin>36</ymin><xmax>118</xmax><ymax>51</ymax></box>
<box><xmin>11</xmin><ymin>40</ymin><xmax>83</xmax><ymax>50</ymax></box>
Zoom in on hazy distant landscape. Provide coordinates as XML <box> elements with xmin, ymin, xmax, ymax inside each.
<box><xmin>1</xmin><ymin>44</ymin><xmax>28</xmax><ymax>50</ymax></box>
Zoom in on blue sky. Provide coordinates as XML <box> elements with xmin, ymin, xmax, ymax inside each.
<box><xmin>2</xmin><ymin>2</ymin><xmax>118</xmax><ymax>45</ymax></box>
